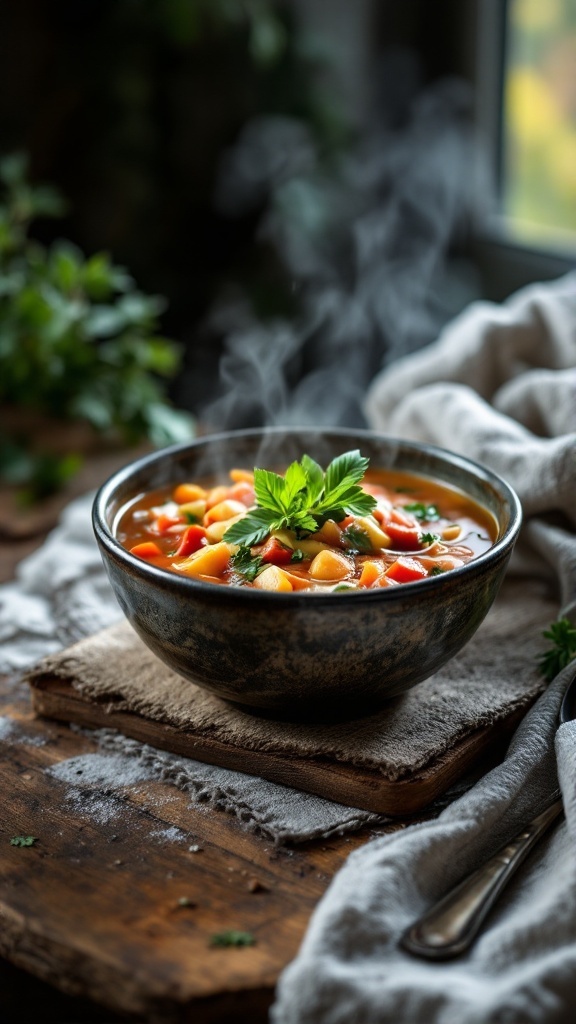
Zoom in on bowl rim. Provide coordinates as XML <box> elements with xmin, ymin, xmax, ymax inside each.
<box><xmin>92</xmin><ymin>426</ymin><xmax>523</xmax><ymax>606</ymax></box>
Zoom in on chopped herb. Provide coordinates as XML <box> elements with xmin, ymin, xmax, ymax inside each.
<box><xmin>183</xmin><ymin>511</ymin><xmax>200</xmax><ymax>524</ymax></box>
<box><xmin>333</xmin><ymin>583</ymin><xmax>357</xmax><ymax>592</ymax></box>
<box><xmin>420</xmin><ymin>532</ymin><xmax>439</xmax><ymax>545</ymax></box>
<box><xmin>430</xmin><ymin>566</ymin><xmax>445</xmax><ymax>576</ymax></box>
<box><xmin>223</xmin><ymin>451</ymin><xmax>376</xmax><ymax>547</ymax></box>
<box><xmin>342</xmin><ymin>525</ymin><xmax>372</xmax><ymax>553</ymax></box>
<box><xmin>290</xmin><ymin>548</ymin><xmax>304</xmax><ymax>563</ymax></box>
<box><xmin>210</xmin><ymin>929</ymin><xmax>256</xmax><ymax>947</ymax></box>
<box><xmin>539</xmin><ymin>618</ymin><xmax>576</xmax><ymax>682</ymax></box>
<box><xmin>404</xmin><ymin>502</ymin><xmax>441</xmax><ymax>522</ymax></box>
<box><xmin>229</xmin><ymin>546</ymin><xmax>265</xmax><ymax>583</ymax></box>
<box><xmin>10</xmin><ymin>835</ymin><xmax>37</xmax><ymax>847</ymax></box>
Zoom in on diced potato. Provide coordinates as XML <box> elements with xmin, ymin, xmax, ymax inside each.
<box><xmin>173</xmin><ymin>483</ymin><xmax>206</xmax><ymax>504</ymax></box>
<box><xmin>230</xmin><ymin>468</ymin><xmax>255</xmax><ymax>484</ymax></box>
<box><xmin>174</xmin><ymin>541</ymin><xmax>232</xmax><ymax>578</ymax></box>
<box><xmin>205</xmin><ymin>513</ymin><xmax>245</xmax><ymax>542</ymax></box>
<box><xmin>355</xmin><ymin>516</ymin><xmax>392</xmax><ymax>550</ymax></box>
<box><xmin>309</xmin><ymin>549</ymin><xmax>351</xmax><ymax>581</ymax></box>
<box><xmin>315</xmin><ymin>520</ymin><xmax>343</xmax><ymax>546</ymax></box>
<box><xmin>253</xmin><ymin>565</ymin><xmax>293</xmax><ymax>592</ymax></box>
<box><xmin>358</xmin><ymin>560</ymin><xmax>384</xmax><ymax>588</ymax></box>
<box><xmin>297</xmin><ymin>538</ymin><xmax>331</xmax><ymax>558</ymax></box>
<box><xmin>271</xmin><ymin>529</ymin><xmax>296</xmax><ymax>549</ymax></box>
<box><xmin>442</xmin><ymin>524</ymin><xmax>462</xmax><ymax>541</ymax></box>
<box><xmin>177</xmin><ymin>499</ymin><xmax>207</xmax><ymax>521</ymax></box>
<box><xmin>205</xmin><ymin>486</ymin><xmax>230</xmax><ymax>510</ymax></box>
<box><xmin>204</xmin><ymin>499</ymin><xmax>247</xmax><ymax>525</ymax></box>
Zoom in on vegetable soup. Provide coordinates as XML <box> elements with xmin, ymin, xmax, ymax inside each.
<box><xmin>115</xmin><ymin>450</ymin><xmax>498</xmax><ymax>592</ymax></box>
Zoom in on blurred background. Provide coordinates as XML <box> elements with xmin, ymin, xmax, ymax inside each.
<box><xmin>0</xmin><ymin>0</ymin><xmax>575</xmax><ymax>508</ymax></box>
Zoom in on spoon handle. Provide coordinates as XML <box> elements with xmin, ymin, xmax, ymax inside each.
<box><xmin>400</xmin><ymin>795</ymin><xmax>563</xmax><ymax>960</ymax></box>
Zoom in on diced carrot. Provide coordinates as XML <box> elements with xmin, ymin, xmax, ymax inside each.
<box><xmin>260</xmin><ymin>536</ymin><xmax>293</xmax><ymax>566</ymax></box>
<box><xmin>173</xmin><ymin>483</ymin><xmax>206</xmax><ymax>504</ymax></box>
<box><xmin>384</xmin><ymin>521</ymin><xmax>421</xmax><ymax>550</ymax></box>
<box><xmin>385</xmin><ymin>556</ymin><xmax>429</xmax><ymax>584</ymax></box>
<box><xmin>153</xmin><ymin>513</ymin><xmax>184</xmax><ymax>535</ymax></box>
<box><xmin>175</xmin><ymin>525</ymin><xmax>207</xmax><ymax>557</ymax></box>
<box><xmin>130</xmin><ymin>541</ymin><xmax>163</xmax><ymax>559</ymax></box>
<box><xmin>358</xmin><ymin>560</ymin><xmax>384</xmax><ymax>588</ymax></box>
<box><xmin>253</xmin><ymin>565</ymin><xmax>293</xmax><ymax>592</ymax></box>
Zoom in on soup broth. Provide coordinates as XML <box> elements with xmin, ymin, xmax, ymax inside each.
<box><xmin>115</xmin><ymin>454</ymin><xmax>498</xmax><ymax>593</ymax></box>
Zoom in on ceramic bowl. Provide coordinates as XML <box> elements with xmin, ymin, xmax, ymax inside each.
<box><xmin>92</xmin><ymin>428</ymin><xmax>522</xmax><ymax>720</ymax></box>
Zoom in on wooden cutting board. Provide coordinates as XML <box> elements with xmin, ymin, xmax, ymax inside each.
<box><xmin>29</xmin><ymin>676</ymin><xmax>527</xmax><ymax>816</ymax></box>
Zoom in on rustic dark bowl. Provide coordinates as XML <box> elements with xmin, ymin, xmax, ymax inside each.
<box><xmin>92</xmin><ymin>428</ymin><xmax>522</xmax><ymax>720</ymax></box>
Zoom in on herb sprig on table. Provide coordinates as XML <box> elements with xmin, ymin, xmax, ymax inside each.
<box><xmin>539</xmin><ymin>618</ymin><xmax>576</xmax><ymax>682</ymax></box>
<box><xmin>223</xmin><ymin>450</ymin><xmax>376</xmax><ymax>547</ymax></box>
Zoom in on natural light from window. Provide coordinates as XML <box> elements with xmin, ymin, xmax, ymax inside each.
<box><xmin>503</xmin><ymin>0</ymin><xmax>576</xmax><ymax>251</ymax></box>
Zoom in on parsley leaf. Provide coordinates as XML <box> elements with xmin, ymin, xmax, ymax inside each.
<box><xmin>539</xmin><ymin>618</ymin><xmax>576</xmax><ymax>682</ymax></box>
<box><xmin>10</xmin><ymin>835</ymin><xmax>37</xmax><ymax>847</ymax></box>
<box><xmin>229</xmin><ymin>546</ymin><xmax>265</xmax><ymax>583</ymax></box>
<box><xmin>224</xmin><ymin>450</ymin><xmax>376</xmax><ymax>547</ymax></box>
<box><xmin>429</xmin><ymin>566</ymin><xmax>445</xmax><ymax>576</ymax></box>
<box><xmin>403</xmin><ymin>502</ymin><xmax>441</xmax><ymax>522</ymax></box>
<box><xmin>420</xmin><ymin>532</ymin><xmax>439</xmax><ymax>545</ymax></box>
<box><xmin>342</xmin><ymin>525</ymin><xmax>372</xmax><ymax>553</ymax></box>
<box><xmin>210</xmin><ymin>930</ymin><xmax>256</xmax><ymax>947</ymax></box>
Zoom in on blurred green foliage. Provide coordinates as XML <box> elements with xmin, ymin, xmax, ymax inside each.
<box><xmin>0</xmin><ymin>153</ymin><xmax>194</xmax><ymax>502</ymax></box>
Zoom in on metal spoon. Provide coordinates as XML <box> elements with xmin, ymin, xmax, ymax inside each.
<box><xmin>400</xmin><ymin>664</ymin><xmax>576</xmax><ymax>960</ymax></box>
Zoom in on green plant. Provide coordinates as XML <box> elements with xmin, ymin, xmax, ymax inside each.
<box><xmin>0</xmin><ymin>153</ymin><xmax>193</xmax><ymax>501</ymax></box>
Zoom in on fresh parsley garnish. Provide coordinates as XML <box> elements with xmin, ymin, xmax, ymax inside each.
<box><xmin>539</xmin><ymin>618</ymin><xmax>576</xmax><ymax>682</ymax></box>
<box><xmin>420</xmin><ymin>532</ymin><xmax>439</xmax><ymax>545</ymax></box>
<box><xmin>404</xmin><ymin>503</ymin><xmax>441</xmax><ymax>522</ymax></box>
<box><xmin>290</xmin><ymin>548</ymin><xmax>304</xmax><ymax>563</ymax></box>
<box><xmin>10</xmin><ymin>835</ymin><xmax>37</xmax><ymax>847</ymax></box>
<box><xmin>210</xmin><ymin>929</ymin><xmax>256</xmax><ymax>947</ymax></box>
<box><xmin>342</xmin><ymin>525</ymin><xmax>372</xmax><ymax>553</ymax></box>
<box><xmin>229</xmin><ymin>546</ymin><xmax>265</xmax><ymax>583</ymax></box>
<box><xmin>430</xmin><ymin>566</ymin><xmax>445</xmax><ymax>576</ymax></box>
<box><xmin>183</xmin><ymin>511</ymin><xmax>200</xmax><ymax>524</ymax></box>
<box><xmin>223</xmin><ymin>451</ymin><xmax>376</xmax><ymax>547</ymax></box>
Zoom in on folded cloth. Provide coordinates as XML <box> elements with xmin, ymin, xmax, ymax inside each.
<box><xmin>272</xmin><ymin>274</ymin><xmax>576</xmax><ymax>1023</ymax></box>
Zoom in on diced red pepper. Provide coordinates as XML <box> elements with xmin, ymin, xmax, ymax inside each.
<box><xmin>260</xmin><ymin>536</ymin><xmax>293</xmax><ymax>566</ymax></box>
<box><xmin>385</xmin><ymin>556</ymin><xmax>429</xmax><ymax>584</ymax></box>
<box><xmin>130</xmin><ymin>541</ymin><xmax>163</xmax><ymax>560</ymax></box>
<box><xmin>384</xmin><ymin>521</ymin><xmax>421</xmax><ymax>550</ymax></box>
<box><xmin>391</xmin><ymin>507</ymin><xmax>419</xmax><ymax>527</ymax></box>
<box><xmin>175</xmin><ymin>525</ymin><xmax>207</xmax><ymax>558</ymax></box>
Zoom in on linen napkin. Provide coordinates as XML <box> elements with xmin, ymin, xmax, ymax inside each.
<box><xmin>272</xmin><ymin>273</ymin><xmax>576</xmax><ymax>1022</ymax></box>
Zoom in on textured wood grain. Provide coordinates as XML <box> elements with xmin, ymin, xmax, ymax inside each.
<box><xmin>0</xmin><ymin>689</ymin><xmax>389</xmax><ymax>1022</ymax></box>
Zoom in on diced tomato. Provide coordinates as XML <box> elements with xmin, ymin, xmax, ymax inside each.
<box><xmin>228</xmin><ymin>481</ymin><xmax>255</xmax><ymax>506</ymax></box>
<box><xmin>130</xmin><ymin>541</ymin><xmax>163</xmax><ymax>560</ymax></box>
<box><xmin>391</xmin><ymin>506</ymin><xmax>419</xmax><ymax>527</ymax></box>
<box><xmin>384</xmin><ymin>522</ymin><xmax>421</xmax><ymax>550</ymax></box>
<box><xmin>260</xmin><ymin>536</ymin><xmax>293</xmax><ymax>566</ymax></box>
<box><xmin>385</xmin><ymin>556</ymin><xmax>429</xmax><ymax>584</ymax></box>
<box><xmin>175</xmin><ymin>525</ymin><xmax>207</xmax><ymax>557</ymax></box>
<box><xmin>153</xmin><ymin>513</ymin><xmax>184</xmax><ymax>535</ymax></box>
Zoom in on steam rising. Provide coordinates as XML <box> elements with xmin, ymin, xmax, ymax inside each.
<box><xmin>202</xmin><ymin>79</ymin><xmax>485</xmax><ymax>432</ymax></box>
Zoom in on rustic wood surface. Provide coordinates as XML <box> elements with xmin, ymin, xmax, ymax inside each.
<box><xmin>1</xmin><ymin>670</ymin><xmax>403</xmax><ymax>1023</ymax></box>
<box><xmin>30</xmin><ymin>676</ymin><xmax>526</xmax><ymax>817</ymax></box>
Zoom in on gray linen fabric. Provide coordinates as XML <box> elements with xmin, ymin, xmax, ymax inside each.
<box><xmin>272</xmin><ymin>274</ymin><xmax>576</xmax><ymax>1023</ymax></box>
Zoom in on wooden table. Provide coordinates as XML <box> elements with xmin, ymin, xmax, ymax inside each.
<box><xmin>0</xmin><ymin>528</ymin><xmax>399</xmax><ymax>1023</ymax></box>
